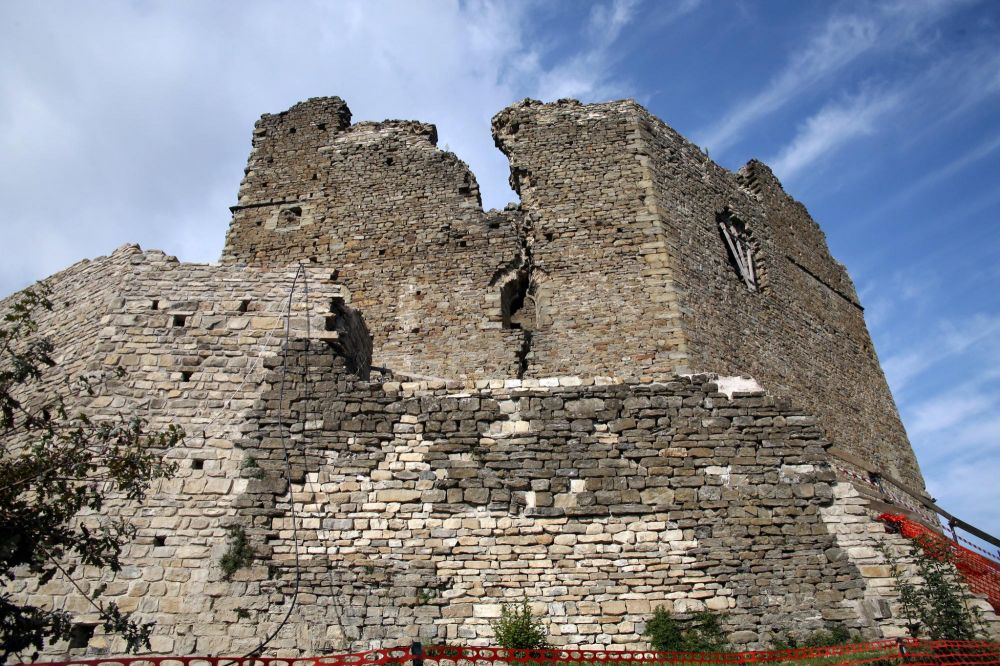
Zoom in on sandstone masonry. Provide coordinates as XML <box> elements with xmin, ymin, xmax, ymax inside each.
<box><xmin>5</xmin><ymin>96</ymin><xmax>993</xmax><ymax>659</ymax></box>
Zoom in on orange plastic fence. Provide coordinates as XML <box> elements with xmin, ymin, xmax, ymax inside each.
<box><xmin>426</xmin><ymin>641</ymin><xmax>997</xmax><ymax>665</ymax></box>
<box><xmin>24</xmin><ymin>641</ymin><xmax>1000</xmax><ymax>666</ymax></box>
<box><xmin>880</xmin><ymin>513</ymin><xmax>1000</xmax><ymax>613</ymax></box>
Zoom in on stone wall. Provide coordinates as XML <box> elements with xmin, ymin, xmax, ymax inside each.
<box><xmin>220</xmin><ymin>97</ymin><xmax>526</xmax><ymax>379</ymax></box>
<box><xmin>492</xmin><ymin>98</ymin><xmax>922</xmax><ymax>491</ymax></box>
<box><xmin>491</xmin><ymin>99</ymin><xmax>688</xmax><ymax>379</ymax></box>
<box><xmin>1</xmin><ymin>95</ymin><xmax>969</xmax><ymax>660</ymax></box>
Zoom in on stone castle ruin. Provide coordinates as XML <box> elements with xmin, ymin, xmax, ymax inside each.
<box><xmin>6</xmin><ymin>96</ymin><xmax>997</xmax><ymax>658</ymax></box>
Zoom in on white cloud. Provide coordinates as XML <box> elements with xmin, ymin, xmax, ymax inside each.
<box><xmin>0</xmin><ymin>0</ymin><xmax>643</xmax><ymax>297</ymax></box>
<box><xmin>769</xmin><ymin>88</ymin><xmax>901</xmax><ymax>181</ymax></box>
<box><xmin>882</xmin><ymin>313</ymin><xmax>1000</xmax><ymax>393</ymax></box>
<box><xmin>695</xmin><ymin>14</ymin><xmax>879</xmax><ymax>154</ymax></box>
<box><xmin>857</xmin><ymin>129</ymin><xmax>1000</xmax><ymax>224</ymax></box>
<box><xmin>924</xmin><ymin>459</ymin><xmax>1000</xmax><ymax>542</ymax></box>
<box><xmin>695</xmin><ymin>0</ymin><xmax>966</xmax><ymax>156</ymax></box>
<box><xmin>909</xmin><ymin>391</ymin><xmax>995</xmax><ymax>436</ymax></box>
<box><xmin>528</xmin><ymin>0</ymin><xmax>645</xmax><ymax>101</ymax></box>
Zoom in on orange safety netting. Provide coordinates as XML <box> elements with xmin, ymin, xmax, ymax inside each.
<box><xmin>880</xmin><ymin>513</ymin><xmax>1000</xmax><ymax>613</ymax></box>
<box><xmin>426</xmin><ymin>641</ymin><xmax>1000</xmax><ymax>665</ymax></box>
<box><xmin>24</xmin><ymin>640</ymin><xmax>1000</xmax><ymax>666</ymax></box>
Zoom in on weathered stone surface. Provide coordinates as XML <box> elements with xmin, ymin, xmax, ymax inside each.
<box><xmin>4</xmin><ymin>95</ymin><xmax>991</xmax><ymax>661</ymax></box>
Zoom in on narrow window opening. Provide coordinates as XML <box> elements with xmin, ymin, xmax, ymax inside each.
<box><xmin>501</xmin><ymin>272</ymin><xmax>534</xmax><ymax>330</ymax></box>
<box><xmin>68</xmin><ymin>624</ymin><xmax>96</xmax><ymax>649</ymax></box>
<box><xmin>238</xmin><ymin>300</ymin><xmax>250</xmax><ymax>313</ymax></box>
<box><xmin>411</xmin><ymin>327</ymin><xmax>420</xmax><ymax>334</ymax></box>
<box><xmin>181</xmin><ymin>370</ymin><xmax>193</xmax><ymax>382</ymax></box>
<box><xmin>289</xmin><ymin>127</ymin><xmax>297</xmax><ymax>134</ymax></box>
<box><xmin>191</xmin><ymin>459</ymin><xmax>204</xmax><ymax>470</ymax></box>
<box><xmin>151</xmin><ymin>299</ymin><xmax>159</xmax><ymax>310</ymax></box>
<box><xmin>330</xmin><ymin>270</ymin><xmax>340</xmax><ymax>281</ymax></box>
<box><xmin>317</xmin><ymin>123</ymin><xmax>326</xmax><ymax>131</ymax></box>
<box><xmin>172</xmin><ymin>314</ymin><xmax>187</xmax><ymax>327</ymax></box>
<box><xmin>385</xmin><ymin>156</ymin><xmax>394</xmax><ymax>166</ymax></box>
<box><xmin>325</xmin><ymin>314</ymin><xmax>337</xmax><ymax>332</ymax></box>
<box><xmin>717</xmin><ymin>208</ymin><xmax>760</xmax><ymax>292</ymax></box>
<box><xmin>458</xmin><ymin>240</ymin><xmax>467</xmax><ymax>248</ymax></box>
<box><xmin>153</xmin><ymin>535</ymin><xmax>166</xmax><ymax>547</ymax></box>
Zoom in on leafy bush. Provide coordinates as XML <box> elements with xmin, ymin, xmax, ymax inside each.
<box><xmin>644</xmin><ymin>607</ymin><xmax>729</xmax><ymax>652</ymax></box>
<box><xmin>490</xmin><ymin>600</ymin><xmax>549</xmax><ymax>649</ymax></box>
<box><xmin>0</xmin><ymin>284</ymin><xmax>180</xmax><ymax>662</ymax></box>
<box><xmin>772</xmin><ymin>623</ymin><xmax>855</xmax><ymax>649</ymax></box>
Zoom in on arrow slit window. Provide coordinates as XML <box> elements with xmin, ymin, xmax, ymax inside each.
<box><xmin>717</xmin><ymin>208</ymin><xmax>760</xmax><ymax>292</ymax></box>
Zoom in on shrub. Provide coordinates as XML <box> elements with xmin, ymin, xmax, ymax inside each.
<box><xmin>490</xmin><ymin>600</ymin><xmax>549</xmax><ymax>649</ymax></box>
<box><xmin>644</xmin><ymin>607</ymin><xmax>729</xmax><ymax>652</ymax></box>
<box><xmin>882</xmin><ymin>541</ymin><xmax>986</xmax><ymax>640</ymax></box>
<box><xmin>773</xmin><ymin>623</ymin><xmax>855</xmax><ymax>649</ymax></box>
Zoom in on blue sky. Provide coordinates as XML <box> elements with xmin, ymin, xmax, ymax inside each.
<box><xmin>1</xmin><ymin>1</ymin><xmax>998</xmax><ymax>548</ymax></box>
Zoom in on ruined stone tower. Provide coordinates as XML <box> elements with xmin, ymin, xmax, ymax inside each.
<box><xmin>6</xmin><ymin>96</ymin><xmax>993</xmax><ymax>659</ymax></box>
<box><xmin>221</xmin><ymin>96</ymin><xmax>919</xmax><ymax>490</ymax></box>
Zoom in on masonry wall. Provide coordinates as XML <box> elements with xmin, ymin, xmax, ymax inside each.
<box><xmin>6</xmin><ymin>254</ymin><xmax>996</xmax><ymax>660</ymax></box>
<box><xmin>491</xmin><ymin>99</ymin><xmax>923</xmax><ymax>491</ymax></box>
<box><xmin>221</xmin><ymin>97</ymin><xmax>526</xmax><ymax>379</ymax></box>
<box><xmin>491</xmin><ymin>99</ymin><xmax>689</xmax><ymax>378</ymax></box>
<box><xmin>3</xmin><ymin>95</ymin><xmax>958</xmax><ymax>660</ymax></box>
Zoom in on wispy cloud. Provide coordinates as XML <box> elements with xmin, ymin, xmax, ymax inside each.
<box><xmin>695</xmin><ymin>0</ymin><xmax>965</xmax><ymax>155</ymax></box>
<box><xmin>528</xmin><ymin>0</ymin><xmax>648</xmax><ymax>101</ymax></box>
<box><xmin>769</xmin><ymin>88</ymin><xmax>901</xmax><ymax>181</ymax></box>
<box><xmin>696</xmin><ymin>13</ymin><xmax>879</xmax><ymax>153</ymax></box>
<box><xmin>909</xmin><ymin>390</ymin><xmax>995</xmax><ymax>436</ymax></box>
<box><xmin>882</xmin><ymin>313</ymin><xmax>1000</xmax><ymax>393</ymax></box>
<box><xmin>855</xmin><ymin>129</ymin><xmax>1000</xmax><ymax>225</ymax></box>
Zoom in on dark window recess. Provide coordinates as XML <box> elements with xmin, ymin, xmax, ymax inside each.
<box><xmin>325</xmin><ymin>314</ymin><xmax>337</xmax><ymax>332</ymax></box>
<box><xmin>191</xmin><ymin>459</ymin><xmax>204</xmax><ymax>470</ymax></box>
<box><xmin>411</xmin><ymin>327</ymin><xmax>420</xmax><ymax>334</ymax></box>
<box><xmin>385</xmin><ymin>156</ymin><xmax>394</xmax><ymax>166</ymax></box>
<box><xmin>172</xmin><ymin>314</ymin><xmax>187</xmax><ymax>327</ymax></box>
<box><xmin>238</xmin><ymin>299</ymin><xmax>250</xmax><ymax>313</ymax></box>
<box><xmin>717</xmin><ymin>209</ymin><xmax>760</xmax><ymax>292</ymax></box>
<box><xmin>181</xmin><ymin>371</ymin><xmax>193</xmax><ymax>382</ymax></box>
<box><xmin>151</xmin><ymin>299</ymin><xmax>159</xmax><ymax>310</ymax></box>
<box><xmin>289</xmin><ymin>127</ymin><xmax>296</xmax><ymax>134</ymax></box>
<box><xmin>317</xmin><ymin>123</ymin><xmax>326</xmax><ymax>130</ymax></box>
<box><xmin>501</xmin><ymin>272</ymin><xmax>535</xmax><ymax>330</ymax></box>
<box><xmin>68</xmin><ymin>624</ymin><xmax>96</xmax><ymax>649</ymax></box>
<box><xmin>153</xmin><ymin>535</ymin><xmax>166</xmax><ymax>547</ymax></box>
<box><xmin>330</xmin><ymin>269</ymin><xmax>340</xmax><ymax>281</ymax></box>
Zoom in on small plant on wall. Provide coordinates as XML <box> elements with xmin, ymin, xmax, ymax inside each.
<box><xmin>490</xmin><ymin>600</ymin><xmax>549</xmax><ymax>649</ymax></box>
<box><xmin>219</xmin><ymin>525</ymin><xmax>255</xmax><ymax>580</ymax></box>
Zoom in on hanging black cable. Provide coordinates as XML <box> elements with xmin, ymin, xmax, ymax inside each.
<box><xmin>244</xmin><ymin>263</ymin><xmax>308</xmax><ymax>658</ymax></box>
